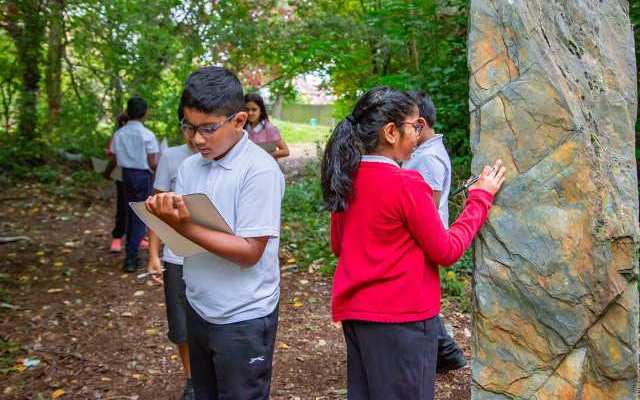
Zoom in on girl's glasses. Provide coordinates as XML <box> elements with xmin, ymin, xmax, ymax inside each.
<box><xmin>399</xmin><ymin>119</ymin><xmax>425</xmax><ymax>136</ymax></box>
<box><xmin>180</xmin><ymin>113</ymin><xmax>236</xmax><ymax>138</ymax></box>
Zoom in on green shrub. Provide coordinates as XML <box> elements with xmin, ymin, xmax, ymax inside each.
<box><xmin>281</xmin><ymin>165</ymin><xmax>336</xmax><ymax>274</ymax></box>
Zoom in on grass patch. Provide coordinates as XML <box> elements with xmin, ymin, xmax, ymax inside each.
<box><xmin>272</xmin><ymin>119</ymin><xmax>333</xmax><ymax>144</ymax></box>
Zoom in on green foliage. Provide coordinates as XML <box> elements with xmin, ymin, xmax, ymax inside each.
<box><xmin>1</xmin><ymin>0</ymin><xmax>474</xmax><ymax>178</ymax></box>
<box><xmin>281</xmin><ymin>161</ymin><xmax>336</xmax><ymax>274</ymax></box>
<box><xmin>440</xmin><ymin>269</ymin><xmax>465</xmax><ymax>298</ymax></box>
<box><xmin>296</xmin><ymin>0</ymin><xmax>472</xmax><ymax>177</ymax></box>
<box><xmin>0</xmin><ymin>338</ymin><xmax>23</xmax><ymax>375</ymax></box>
<box><xmin>451</xmin><ymin>250</ymin><xmax>474</xmax><ymax>276</ymax></box>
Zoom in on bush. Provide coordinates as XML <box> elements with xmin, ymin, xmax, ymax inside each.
<box><xmin>281</xmin><ymin>162</ymin><xmax>336</xmax><ymax>274</ymax></box>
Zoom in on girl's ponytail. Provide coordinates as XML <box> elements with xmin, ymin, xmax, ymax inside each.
<box><xmin>321</xmin><ymin>118</ymin><xmax>363</xmax><ymax>212</ymax></box>
<box><xmin>320</xmin><ymin>87</ymin><xmax>416</xmax><ymax>212</ymax></box>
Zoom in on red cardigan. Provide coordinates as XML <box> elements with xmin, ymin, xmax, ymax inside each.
<box><xmin>330</xmin><ymin>160</ymin><xmax>494</xmax><ymax>323</ymax></box>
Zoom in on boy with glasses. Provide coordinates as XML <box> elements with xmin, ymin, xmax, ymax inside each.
<box><xmin>146</xmin><ymin>66</ymin><xmax>285</xmax><ymax>399</ymax></box>
<box><xmin>146</xmin><ymin>106</ymin><xmax>196</xmax><ymax>399</ymax></box>
<box><xmin>403</xmin><ymin>91</ymin><xmax>467</xmax><ymax>373</ymax></box>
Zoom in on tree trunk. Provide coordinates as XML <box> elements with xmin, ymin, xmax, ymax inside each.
<box><xmin>3</xmin><ymin>0</ymin><xmax>45</xmax><ymax>148</ymax></box>
<box><xmin>408</xmin><ymin>2</ymin><xmax>420</xmax><ymax>73</ymax></box>
<box><xmin>46</xmin><ymin>0</ymin><xmax>64</xmax><ymax>129</ymax></box>
<box><xmin>272</xmin><ymin>94</ymin><xmax>283</xmax><ymax>120</ymax></box>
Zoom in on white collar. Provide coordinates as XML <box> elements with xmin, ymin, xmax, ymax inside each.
<box><xmin>360</xmin><ymin>155</ymin><xmax>399</xmax><ymax>167</ymax></box>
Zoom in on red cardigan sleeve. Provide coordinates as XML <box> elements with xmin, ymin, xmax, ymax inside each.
<box><xmin>330</xmin><ymin>212</ymin><xmax>345</xmax><ymax>257</ymax></box>
<box><xmin>401</xmin><ymin>173</ymin><xmax>493</xmax><ymax>266</ymax></box>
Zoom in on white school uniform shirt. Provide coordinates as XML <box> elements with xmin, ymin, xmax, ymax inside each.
<box><xmin>153</xmin><ymin>143</ymin><xmax>195</xmax><ymax>265</ymax></box>
<box><xmin>111</xmin><ymin>120</ymin><xmax>159</xmax><ymax>170</ymax></box>
<box><xmin>403</xmin><ymin>134</ymin><xmax>452</xmax><ymax>228</ymax></box>
<box><xmin>175</xmin><ymin>132</ymin><xmax>285</xmax><ymax>324</ymax></box>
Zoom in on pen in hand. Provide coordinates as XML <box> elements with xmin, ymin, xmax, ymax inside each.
<box><xmin>450</xmin><ymin>175</ymin><xmax>480</xmax><ymax>197</ymax></box>
<box><xmin>450</xmin><ymin>166</ymin><xmax>497</xmax><ymax>197</ymax></box>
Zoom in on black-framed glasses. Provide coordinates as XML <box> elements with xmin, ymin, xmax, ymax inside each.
<box><xmin>180</xmin><ymin>113</ymin><xmax>236</xmax><ymax>138</ymax></box>
<box><xmin>399</xmin><ymin>118</ymin><xmax>425</xmax><ymax>136</ymax></box>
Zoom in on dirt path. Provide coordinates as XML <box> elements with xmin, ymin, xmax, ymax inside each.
<box><xmin>0</xmin><ymin>173</ymin><xmax>472</xmax><ymax>399</ymax></box>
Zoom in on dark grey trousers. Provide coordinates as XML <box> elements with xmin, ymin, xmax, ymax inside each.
<box><xmin>342</xmin><ymin>317</ymin><xmax>439</xmax><ymax>400</ymax></box>
<box><xmin>186</xmin><ymin>304</ymin><xmax>278</xmax><ymax>400</ymax></box>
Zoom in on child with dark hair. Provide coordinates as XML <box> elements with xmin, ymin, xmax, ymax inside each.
<box><xmin>146</xmin><ymin>104</ymin><xmax>196</xmax><ymax>399</ymax></box>
<box><xmin>321</xmin><ymin>86</ymin><xmax>506</xmax><ymax>400</ymax></box>
<box><xmin>403</xmin><ymin>90</ymin><xmax>467</xmax><ymax>373</ymax></box>
<box><xmin>145</xmin><ymin>66</ymin><xmax>285</xmax><ymax>399</ymax></box>
<box><xmin>105</xmin><ymin>113</ymin><xmax>129</xmax><ymax>252</ymax></box>
<box><xmin>112</xmin><ymin>96</ymin><xmax>159</xmax><ymax>272</ymax></box>
<box><xmin>244</xmin><ymin>92</ymin><xmax>290</xmax><ymax>159</ymax></box>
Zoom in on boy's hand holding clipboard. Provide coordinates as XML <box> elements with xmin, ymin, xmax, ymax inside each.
<box><xmin>129</xmin><ymin>192</ymin><xmax>232</xmax><ymax>257</ymax></box>
<box><xmin>145</xmin><ymin>192</ymin><xmax>192</xmax><ymax>229</ymax></box>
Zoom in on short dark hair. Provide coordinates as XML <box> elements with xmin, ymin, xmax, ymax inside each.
<box><xmin>179</xmin><ymin>66</ymin><xmax>244</xmax><ymax>118</ymax></box>
<box><xmin>126</xmin><ymin>96</ymin><xmax>147</xmax><ymax>120</ymax></box>
<box><xmin>244</xmin><ymin>92</ymin><xmax>269</xmax><ymax>123</ymax></box>
<box><xmin>408</xmin><ymin>90</ymin><xmax>436</xmax><ymax>128</ymax></box>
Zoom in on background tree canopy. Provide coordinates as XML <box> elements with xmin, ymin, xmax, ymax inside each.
<box><xmin>1</xmin><ymin>0</ymin><xmax>637</xmax><ymax>178</ymax></box>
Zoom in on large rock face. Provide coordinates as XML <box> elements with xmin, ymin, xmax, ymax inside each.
<box><xmin>468</xmin><ymin>1</ymin><xmax>638</xmax><ymax>399</ymax></box>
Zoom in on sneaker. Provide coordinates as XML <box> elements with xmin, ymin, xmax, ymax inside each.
<box><xmin>110</xmin><ymin>238</ymin><xmax>122</xmax><ymax>253</ymax></box>
<box><xmin>139</xmin><ymin>238</ymin><xmax>149</xmax><ymax>250</ymax></box>
<box><xmin>122</xmin><ymin>258</ymin><xmax>141</xmax><ymax>273</ymax></box>
<box><xmin>182</xmin><ymin>379</ymin><xmax>195</xmax><ymax>400</ymax></box>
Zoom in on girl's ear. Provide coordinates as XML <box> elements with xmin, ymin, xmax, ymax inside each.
<box><xmin>381</xmin><ymin>122</ymin><xmax>400</xmax><ymax>145</ymax></box>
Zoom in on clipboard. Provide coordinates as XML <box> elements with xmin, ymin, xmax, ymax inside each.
<box><xmin>257</xmin><ymin>141</ymin><xmax>278</xmax><ymax>153</ymax></box>
<box><xmin>91</xmin><ymin>157</ymin><xmax>123</xmax><ymax>181</ymax></box>
<box><xmin>129</xmin><ymin>193</ymin><xmax>232</xmax><ymax>257</ymax></box>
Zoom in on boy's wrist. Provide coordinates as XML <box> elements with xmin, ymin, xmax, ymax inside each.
<box><xmin>171</xmin><ymin>219</ymin><xmax>194</xmax><ymax>236</ymax></box>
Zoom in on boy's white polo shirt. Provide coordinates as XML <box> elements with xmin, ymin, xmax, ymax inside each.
<box><xmin>175</xmin><ymin>132</ymin><xmax>285</xmax><ymax>324</ymax></box>
<box><xmin>111</xmin><ymin>120</ymin><xmax>159</xmax><ymax>170</ymax></box>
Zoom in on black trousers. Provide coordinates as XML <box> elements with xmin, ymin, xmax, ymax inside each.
<box><xmin>163</xmin><ymin>262</ymin><xmax>188</xmax><ymax>344</ymax></box>
<box><xmin>111</xmin><ymin>180</ymin><xmax>127</xmax><ymax>239</ymax></box>
<box><xmin>436</xmin><ymin>315</ymin><xmax>464</xmax><ymax>371</ymax></box>
<box><xmin>342</xmin><ymin>317</ymin><xmax>439</xmax><ymax>400</ymax></box>
<box><xmin>186</xmin><ymin>304</ymin><xmax>279</xmax><ymax>400</ymax></box>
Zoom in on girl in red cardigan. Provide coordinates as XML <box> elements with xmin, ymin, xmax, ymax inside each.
<box><xmin>320</xmin><ymin>87</ymin><xmax>505</xmax><ymax>400</ymax></box>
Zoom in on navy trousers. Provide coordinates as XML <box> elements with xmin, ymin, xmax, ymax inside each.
<box><xmin>342</xmin><ymin>317</ymin><xmax>439</xmax><ymax>400</ymax></box>
<box><xmin>121</xmin><ymin>168</ymin><xmax>151</xmax><ymax>262</ymax></box>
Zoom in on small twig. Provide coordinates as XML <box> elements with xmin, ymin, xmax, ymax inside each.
<box><xmin>0</xmin><ymin>196</ymin><xmax>27</xmax><ymax>202</ymax></box>
<box><xmin>281</xmin><ymin>264</ymin><xmax>299</xmax><ymax>273</ymax></box>
<box><xmin>0</xmin><ymin>236</ymin><xmax>31</xmax><ymax>243</ymax></box>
